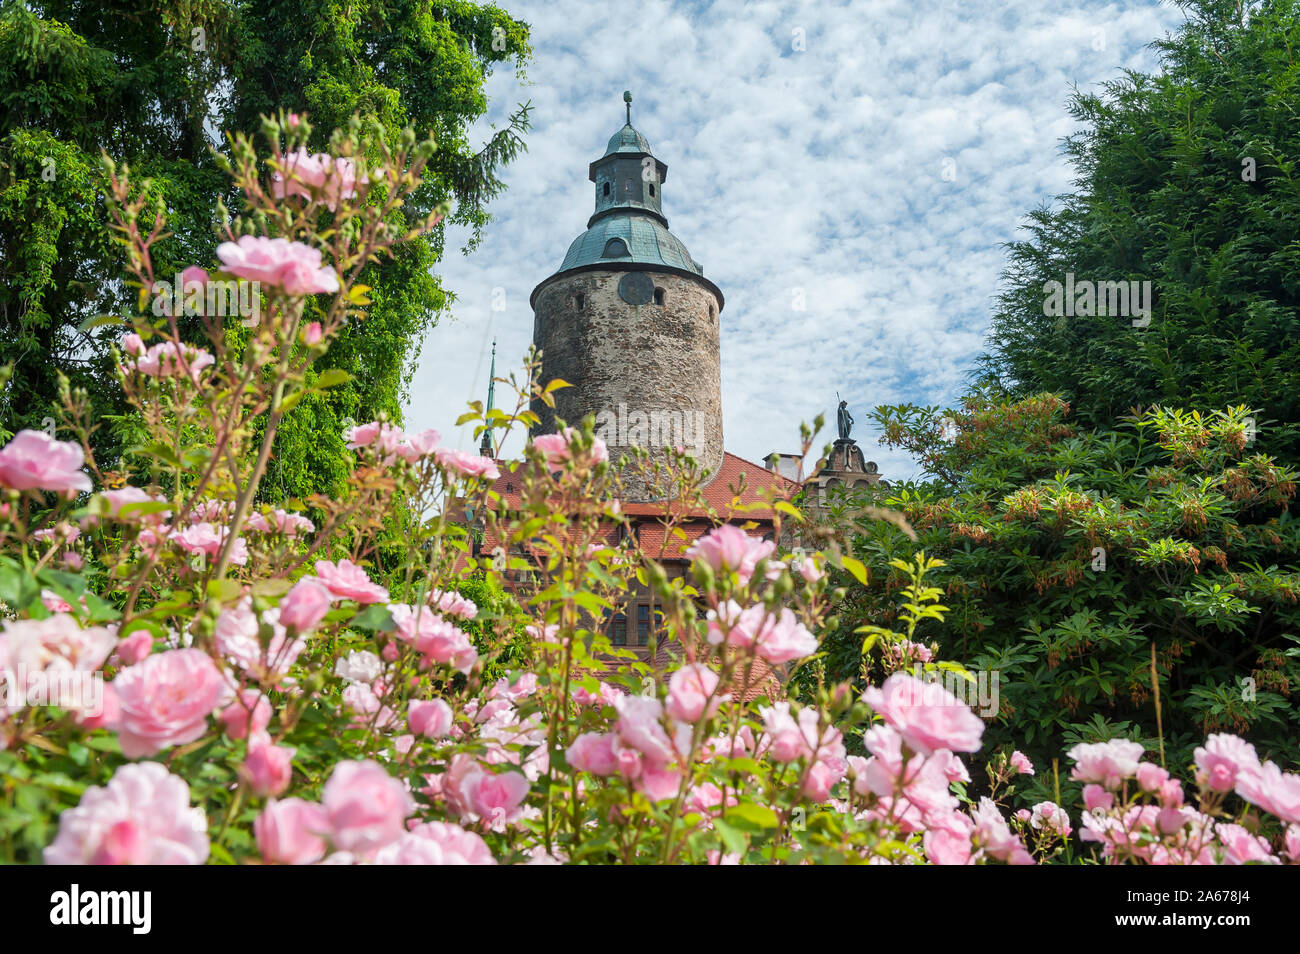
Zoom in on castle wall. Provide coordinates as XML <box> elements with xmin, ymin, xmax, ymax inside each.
<box><xmin>531</xmin><ymin>269</ymin><xmax>724</xmax><ymax>500</ymax></box>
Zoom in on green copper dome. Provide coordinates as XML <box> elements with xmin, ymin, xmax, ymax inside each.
<box><xmin>558</xmin><ymin>214</ymin><xmax>702</xmax><ymax>274</ymax></box>
<box><xmin>605</xmin><ymin>122</ymin><xmax>652</xmax><ymax>156</ymax></box>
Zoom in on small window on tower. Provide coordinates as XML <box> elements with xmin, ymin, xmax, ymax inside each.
<box><xmin>603</xmin><ymin>181</ymin><xmax>610</xmax><ymax>197</ymax></box>
<box><xmin>575</xmin><ymin>293</ymin><xmax>584</xmax><ymax>309</ymax></box>
<box><xmin>653</xmin><ymin>287</ymin><xmax>665</xmax><ymax>306</ymax></box>
<box><xmin>649</xmin><ymin>183</ymin><xmax>656</xmax><ymax>197</ymax></box>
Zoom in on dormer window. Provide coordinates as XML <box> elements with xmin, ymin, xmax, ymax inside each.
<box><xmin>602</xmin><ymin>237</ymin><xmax>630</xmax><ymax>259</ymax></box>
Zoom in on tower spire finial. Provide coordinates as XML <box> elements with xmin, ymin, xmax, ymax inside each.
<box><xmin>623</xmin><ymin>90</ymin><xmax>632</xmax><ymax>125</ymax></box>
<box><xmin>479</xmin><ymin>338</ymin><xmax>497</xmax><ymax>457</ymax></box>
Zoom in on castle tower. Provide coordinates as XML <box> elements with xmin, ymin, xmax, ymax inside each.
<box><xmin>530</xmin><ymin>92</ymin><xmax>725</xmax><ymax>500</ymax></box>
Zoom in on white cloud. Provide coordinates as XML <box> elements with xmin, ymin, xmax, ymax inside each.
<box><xmin>406</xmin><ymin>0</ymin><xmax>1186</xmax><ymax>481</ymax></box>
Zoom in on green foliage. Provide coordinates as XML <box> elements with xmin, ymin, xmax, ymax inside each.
<box><xmin>0</xmin><ymin>0</ymin><xmax>532</xmax><ymax>497</ymax></box>
<box><xmin>979</xmin><ymin>0</ymin><xmax>1300</xmax><ymax>461</ymax></box>
<box><xmin>819</xmin><ymin>392</ymin><xmax>1300</xmax><ymax>781</ymax></box>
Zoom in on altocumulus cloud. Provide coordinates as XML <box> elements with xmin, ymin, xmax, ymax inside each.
<box><xmin>406</xmin><ymin>0</ymin><xmax>1185</xmax><ymax>480</ymax></box>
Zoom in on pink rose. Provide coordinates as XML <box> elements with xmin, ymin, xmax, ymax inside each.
<box><xmin>241</xmin><ymin>732</ymin><xmax>295</xmax><ymax>797</ymax></box>
<box><xmin>1216</xmin><ymin>822</ymin><xmax>1277</xmax><ymax>865</ymax></box>
<box><xmin>397</xmin><ymin>428</ymin><xmax>442</xmax><ymax>462</ymax></box>
<box><xmin>1</xmin><ymin>614</ymin><xmax>117</xmax><ymax>681</ymax></box>
<box><xmin>256</xmin><ymin>798</ymin><xmax>329</xmax><ymax>865</ymax></box>
<box><xmin>372</xmin><ymin>821</ymin><xmax>496</xmax><ymax>865</ymax></box>
<box><xmin>170</xmin><ymin>521</ymin><xmax>248</xmax><ymax>565</ymax></box>
<box><xmin>408</xmin><ymin>698</ymin><xmax>454</xmax><ymax>739</ymax></box>
<box><xmin>428</xmin><ymin>588</ymin><xmax>478</xmax><ymax>621</ymax></box>
<box><xmin>216</xmin><ymin>235</ymin><xmax>340</xmax><ymax>295</ymax></box>
<box><xmin>1029</xmin><ymin>801</ymin><xmax>1072</xmax><ymax>837</ymax></box>
<box><xmin>573</xmin><ymin>681</ymin><xmax>621</xmax><ymax>707</ymax></box>
<box><xmin>96</xmin><ymin>487</ymin><xmax>169</xmax><ymax>523</ymax></box>
<box><xmin>1082</xmin><ymin>784</ymin><xmax>1113</xmax><ymax>812</ymax></box>
<box><xmin>567</xmin><ymin>732</ymin><xmax>620</xmax><ymax>776</ymax></box>
<box><xmin>279</xmin><ymin>577</ymin><xmax>332</xmax><ymax>634</ymax></box>
<box><xmin>112</xmin><ymin>649</ymin><xmax>228</xmax><ymax>758</ymax></box>
<box><xmin>666</xmin><ymin>663</ymin><xmax>724</xmax><ymax>723</ymax></box>
<box><xmin>801</xmin><ymin>756</ymin><xmax>845</xmax><ymax>801</ymax></box>
<box><xmin>389</xmin><ymin>604</ymin><xmax>478</xmax><ymax>673</ymax></box>
<box><xmin>861</xmin><ymin>673</ymin><xmax>985</xmax><ymax>756</ymax></box>
<box><xmin>1136</xmin><ymin>762</ymin><xmax>1170</xmax><ymax>792</ymax></box>
<box><xmin>532</xmin><ymin>432</ymin><xmax>569</xmax><ymax>469</ymax></box>
<box><xmin>77</xmin><ymin>683</ymin><xmax>121</xmax><ymax>731</ymax></box>
<box><xmin>685</xmin><ymin>523</ymin><xmax>776</xmax><ymax>584</ymax></box>
<box><xmin>435</xmin><ymin>448</ymin><xmax>500</xmax><ymax>480</ymax></box>
<box><xmin>214</xmin><ymin>598</ymin><xmax>304</xmax><ymax>683</ymax></box>
<box><xmin>798</xmin><ymin>556</ymin><xmax>823</xmax><ymax>582</ymax></box>
<box><xmin>753</xmin><ymin>608</ymin><xmax>819</xmax><ymax>664</ymax></box>
<box><xmin>464</xmin><ymin>768</ymin><xmax>530</xmax><ymax>829</ymax></box>
<box><xmin>345</xmin><ymin>421</ymin><xmax>405</xmax><ymax>463</ymax></box>
<box><xmin>272</xmin><ymin>149</ymin><xmax>366</xmax><ymax>210</ymax></box>
<box><xmin>1235</xmin><ymin>761</ymin><xmax>1300</xmax><ymax>825</ymax></box>
<box><xmin>322</xmin><ymin>760</ymin><xmax>414</xmax><ymax>856</ymax></box>
<box><xmin>219</xmin><ymin>689</ymin><xmax>272</xmax><ymax>740</ymax></box>
<box><xmin>0</xmin><ymin>430</ymin><xmax>92</xmax><ymax>494</ymax></box>
<box><xmin>488</xmin><ymin>672</ymin><xmax>537</xmax><ymax>702</ymax></box>
<box><xmin>1067</xmin><ymin>739</ymin><xmax>1146</xmax><ymax>790</ymax></box>
<box><xmin>971</xmin><ymin>797</ymin><xmax>1035</xmax><ymax>865</ymax></box>
<box><xmin>1194</xmin><ymin>733</ymin><xmax>1260</xmax><ymax>793</ymax></box>
<box><xmin>304</xmin><ymin>321</ymin><xmax>323</xmax><ymax>346</ymax></box>
<box><xmin>925</xmin><ymin>826</ymin><xmax>974</xmax><ymax>865</ymax></box>
<box><xmin>114</xmin><ymin>629</ymin><xmax>154</xmax><ymax>666</ymax></box>
<box><xmin>128</xmin><ymin>341</ymin><xmax>215</xmax><ymax>383</ymax></box>
<box><xmin>1284</xmin><ymin>824</ymin><xmax>1300</xmax><ymax>863</ymax></box>
<box><xmin>614</xmin><ymin>694</ymin><xmax>674</xmax><ymax>766</ymax></box>
<box><xmin>1009</xmin><ymin>750</ymin><xmax>1034</xmax><ymax>775</ymax></box>
<box><xmin>314</xmin><ymin>559</ymin><xmax>390</xmax><ymax>603</ymax></box>
<box><xmin>246</xmin><ymin>508</ymin><xmax>314</xmax><ymax>535</ymax></box>
<box><xmin>43</xmin><ymin>762</ymin><xmax>208</xmax><ymax>865</ymax></box>
<box><xmin>636</xmin><ymin>765</ymin><xmax>684</xmax><ymax>802</ymax></box>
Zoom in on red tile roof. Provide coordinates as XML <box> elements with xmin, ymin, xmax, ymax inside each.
<box><xmin>480</xmin><ymin>451</ymin><xmax>801</xmax><ymax>523</ymax></box>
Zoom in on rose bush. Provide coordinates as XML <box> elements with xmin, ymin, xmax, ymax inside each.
<box><xmin>0</xmin><ymin>115</ymin><xmax>1297</xmax><ymax>865</ymax></box>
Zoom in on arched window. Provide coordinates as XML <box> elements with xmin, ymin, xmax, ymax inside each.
<box><xmin>649</xmin><ymin>183</ymin><xmax>655</xmax><ymax>197</ymax></box>
<box><xmin>653</xmin><ymin>287</ymin><xmax>665</xmax><ymax>306</ymax></box>
<box><xmin>602</xmin><ymin>237</ymin><xmax>630</xmax><ymax>259</ymax></box>
<box><xmin>602</xmin><ymin>181</ymin><xmax>610</xmax><ymax>196</ymax></box>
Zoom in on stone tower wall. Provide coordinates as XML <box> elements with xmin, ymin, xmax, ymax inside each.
<box><xmin>531</xmin><ymin>269</ymin><xmax>723</xmax><ymax>500</ymax></box>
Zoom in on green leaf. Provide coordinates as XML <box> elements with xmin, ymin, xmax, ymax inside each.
<box><xmin>351</xmin><ymin>604</ymin><xmax>397</xmax><ymax>632</ymax></box>
<box><xmin>315</xmin><ymin>368</ymin><xmax>351</xmax><ymax>390</ymax></box>
<box><xmin>841</xmin><ymin>555</ymin><xmax>869</xmax><ymax>586</ymax></box>
<box><xmin>725</xmin><ymin>802</ymin><xmax>779</xmax><ymax>829</ymax></box>
<box><xmin>713</xmin><ymin>818</ymin><xmax>748</xmax><ymax>855</ymax></box>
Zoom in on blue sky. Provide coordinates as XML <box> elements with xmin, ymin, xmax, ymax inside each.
<box><xmin>405</xmin><ymin>0</ymin><xmax>1187</xmax><ymax>482</ymax></box>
